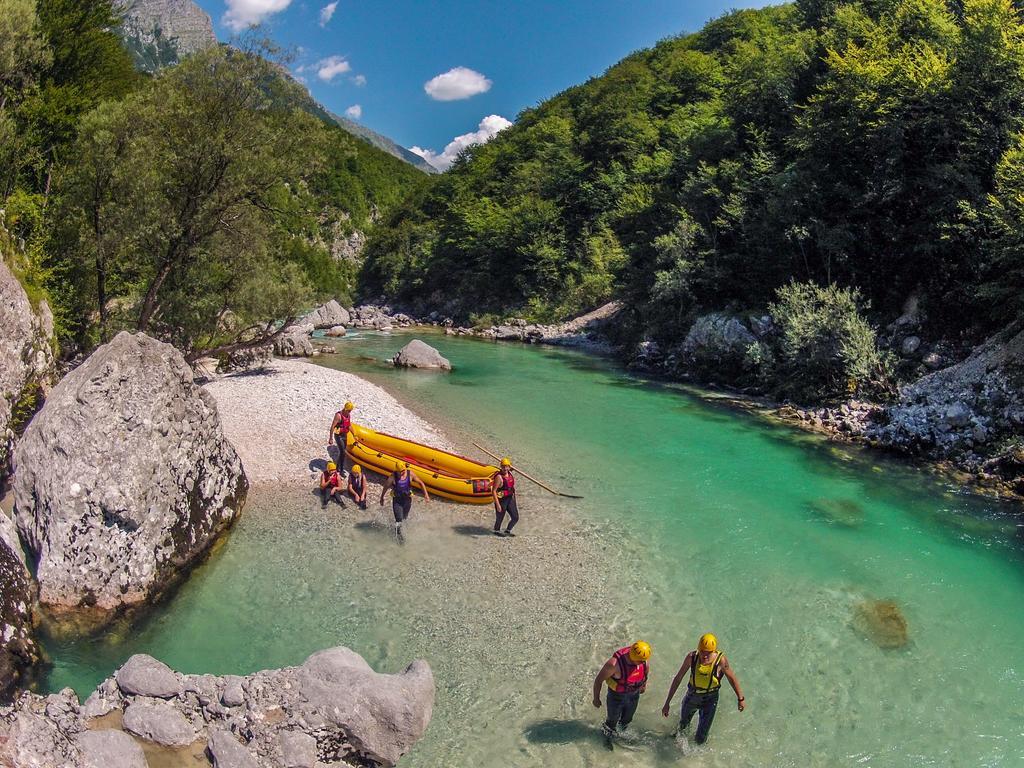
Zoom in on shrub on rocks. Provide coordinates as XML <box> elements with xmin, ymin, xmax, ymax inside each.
<box><xmin>769</xmin><ymin>282</ymin><xmax>891</xmax><ymax>403</ymax></box>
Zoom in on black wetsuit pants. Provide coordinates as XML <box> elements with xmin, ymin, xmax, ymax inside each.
<box><xmin>392</xmin><ymin>494</ymin><xmax>412</xmax><ymax>523</ymax></box>
<box><xmin>604</xmin><ymin>689</ymin><xmax>640</xmax><ymax>732</ymax></box>
<box><xmin>494</xmin><ymin>495</ymin><xmax>519</xmax><ymax>532</ymax></box>
<box><xmin>679</xmin><ymin>688</ymin><xmax>719</xmax><ymax>744</ymax></box>
<box><xmin>334</xmin><ymin>433</ymin><xmax>348</xmax><ymax>473</ymax></box>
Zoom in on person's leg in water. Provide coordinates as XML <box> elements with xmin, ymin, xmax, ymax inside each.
<box><xmin>678</xmin><ymin>690</ymin><xmax>701</xmax><ymax>734</ymax></box>
<box><xmin>603</xmin><ymin>690</ymin><xmax>626</xmax><ymax>736</ymax></box>
<box><xmin>617</xmin><ymin>691</ymin><xmax>640</xmax><ymax>731</ymax></box>
<box><xmin>693</xmin><ymin>691</ymin><xmax>719</xmax><ymax>744</ymax></box>
<box><xmin>392</xmin><ymin>496</ymin><xmax>405</xmax><ymax>541</ymax></box>
<box><xmin>503</xmin><ymin>496</ymin><xmax>520</xmax><ymax>535</ymax></box>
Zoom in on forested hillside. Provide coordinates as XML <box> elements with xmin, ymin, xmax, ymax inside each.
<box><xmin>1</xmin><ymin>0</ymin><xmax>424</xmax><ymax>359</ymax></box>
<box><xmin>362</xmin><ymin>0</ymin><xmax>1024</xmax><ymax>348</ymax></box>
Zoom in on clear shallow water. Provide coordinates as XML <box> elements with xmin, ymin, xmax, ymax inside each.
<box><xmin>44</xmin><ymin>331</ymin><xmax>1024</xmax><ymax>767</ymax></box>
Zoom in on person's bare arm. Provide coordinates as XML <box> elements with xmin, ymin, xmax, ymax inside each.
<box><xmin>491</xmin><ymin>474</ymin><xmax>503</xmax><ymax>510</ymax></box>
<box><xmin>593</xmin><ymin>660</ymin><xmax>616</xmax><ymax>708</ymax></box>
<box><xmin>414</xmin><ymin>473</ymin><xmax>431</xmax><ymax>503</ymax></box>
<box><xmin>661</xmin><ymin>653</ymin><xmax>693</xmax><ymax>717</ymax></box>
<box><xmin>379</xmin><ymin>475</ymin><xmax>393</xmax><ymax>505</ymax></box>
<box><xmin>720</xmin><ymin>656</ymin><xmax>745</xmax><ymax>711</ymax></box>
<box><xmin>328</xmin><ymin>413</ymin><xmax>340</xmax><ymax>444</ymax></box>
<box><xmin>319</xmin><ymin>473</ymin><xmax>328</xmax><ymax>490</ymax></box>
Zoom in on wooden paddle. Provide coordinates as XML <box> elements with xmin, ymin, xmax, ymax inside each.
<box><xmin>473</xmin><ymin>442</ymin><xmax>584</xmax><ymax>499</ymax></box>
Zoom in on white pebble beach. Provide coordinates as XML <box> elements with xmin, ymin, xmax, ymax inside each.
<box><xmin>203</xmin><ymin>359</ymin><xmax>451</xmax><ymax>488</ymax></box>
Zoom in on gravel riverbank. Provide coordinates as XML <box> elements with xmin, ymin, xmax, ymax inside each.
<box><xmin>203</xmin><ymin>359</ymin><xmax>450</xmax><ymax>488</ymax></box>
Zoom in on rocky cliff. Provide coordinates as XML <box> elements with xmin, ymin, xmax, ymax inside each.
<box><xmin>115</xmin><ymin>0</ymin><xmax>216</xmax><ymax>72</ymax></box>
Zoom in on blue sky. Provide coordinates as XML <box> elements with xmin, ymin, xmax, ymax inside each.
<box><xmin>193</xmin><ymin>0</ymin><xmax>771</xmax><ymax>169</ymax></box>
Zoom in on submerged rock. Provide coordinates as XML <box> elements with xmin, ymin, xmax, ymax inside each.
<box><xmin>392</xmin><ymin>339</ymin><xmax>451</xmax><ymax>371</ymax></box>
<box><xmin>12</xmin><ymin>331</ymin><xmax>247</xmax><ymax>627</ymax></box>
<box><xmin>807</xmin><ymin>498</ymin><xmax>865</xmax><ymax>528</ymax></box>
<box><xmin>852</xmin><ymin>599</ymin><xmax>909</xmax><ymax>649</ymax></box>
<box><xmin>0</xmin><ymin>646</ymin><xmax>434</xmax><ymax>768</ymax></box>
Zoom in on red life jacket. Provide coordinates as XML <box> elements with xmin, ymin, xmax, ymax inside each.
<box><xmin>609</xmin><ymin>647</ymin><xmax>649</xmax><ymax>694</ymax></box>
<box><xmin>497</xmin><ymin>471</ymin><xmax>516</xmax><ymax>498</ymax></box>
<box><xmin>322</xmin><ymin>470</ymin><xmax>341</xmax><ymax>488</ymax></box>
<box><xmin>333</xmin><ymin>411</ymin><xmax>351</xmax><ymax>436</ymax></box>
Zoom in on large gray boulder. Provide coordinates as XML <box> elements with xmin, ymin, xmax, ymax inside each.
<box><xmin>298</xmin><ymin>647</ymin><xmax>434</xmax><ymax>766</ymax></box>
<box><xmin>12</xmin><ymin>331</ymin><xmax>247</xmax><ymax>625</ymax></box>
<box><xmin>873</xmin><ymin>324</ymin><xmax>1024</xmax><ymax>456</ymax></box>
<box><xmin>0</xmin><ymin>646</ymin><xmax>434</xmax><ymax>768</ymax></box>
<box><xmin>0</xmin><ymin>513</ymin><xmax>38</xmax><ymax>697</ymax></box>
<box><xmin>392</xmin><ymin>339</ymin><xmax>451</xmax><ymax>371</ymax></box>
<box><xmin>115</xmin><ymin>654</ymin><xmax>182</xmax><ymax>698</ymax></box>
<box><xmin>0</xmin><ymin>256</ymin><xmax>54</xmax><ymax>482</ymax></box>
<box><xmin>679</xmin><ymin>312</ymin><xmax>766</xmax><ymax>381</ymax></box>
<box><xmin>273</xmin><ymin>330</ymin><xmax>314</xmax><ymax>358</ymax></box>
<box><xmin>297</xmin><ymin>300</ymin><xmax>350</xmax><ymax>330</ymax></box>
<box><xmin>79</xmin><ymin>728</ymin><xmax>147</xmax><ymax>768</ymax></box>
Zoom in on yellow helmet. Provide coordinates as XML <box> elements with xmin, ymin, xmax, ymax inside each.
<box><xmin>344</xmin><ymin>401</ymin><xmax>354</xmax><ymax>411</ymax></box>
<box><xmin>628</xmin><ymin>640</ymin><xmax>651</xmax><ymax>663</ymax></box>
<box><xmin>326</xmin><ymin>461</ymin><xmax>337</xmax><ymax>471</ymax></box>
<box><xmin>500</xmin><ymin>457</ymin><xmax>512</xmax><ymax>467</ymax></box>
<box><xmin>698</xmin><ymin>633</ymin><xmax>717</xmax><ymax>652</ymax></box>
<box><xmin>351</xmin><ymin>464</ymin><xmax>361</xmax><ymax>474</ymax></box>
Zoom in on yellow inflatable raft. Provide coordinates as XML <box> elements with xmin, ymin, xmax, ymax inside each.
<box><xmin>346</xmin><ymin>423</ymin><xmax>499</xmax><ymax>504</ymax></box>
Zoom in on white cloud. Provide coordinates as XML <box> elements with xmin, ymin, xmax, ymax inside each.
<box><xmin>423</xmin><ymin>67</ymin><xmax>492</xmax><ymax>101</ymax></box>
<box><xmin>319</xmin><ymin>1</ymin><xmax>337</xmax><ymax>26</ymax></box>
<box><xmin>222</xmin><ymin>0</ymin><xmax>292</xmax><ymax>31</ymax></box>
<box><xmin>316</xmin><ymin>55</ymin><xmax>351</xmax><ymax>82</ymax></box>
<box><xmin>410</xmin><ymin>114</ymin><xmax>512</xmax><ymax>171</ymax></box>
<box><xmin>352</xmin><ymin>74</ymin><xmax>366</xmax><ymax>87</ymax></box>
<box><xmin>345</xmin><ymin>104</ymin><xmax>362</xmax><ymax>119</ymax></box>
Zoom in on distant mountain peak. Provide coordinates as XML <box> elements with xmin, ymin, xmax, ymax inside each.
<box><xmin>327</xmin><ymin>112</ymin><xmax>438</xmax><ymax>175</ymax></box>
<box><xmin>115</xmin><ymin>0</ymin><xmax>216</xmax><ymax>72</ymax></box>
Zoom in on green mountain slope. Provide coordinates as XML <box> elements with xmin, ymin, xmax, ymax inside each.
<box><xmin>361</xmin><ymin>0</ymin><xmax>1024</xmax><ymax>343</ymax></box>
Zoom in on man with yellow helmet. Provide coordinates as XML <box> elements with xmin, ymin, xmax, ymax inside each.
<box><xmin>661</xmin><ymin>633</ymin><xmax>745</xmax><ymax>744</ymax></box>
<box><xmin>329</xmin><ymin>401</ymin><xmax>354</xmax><ymax>476</ymax></box>
<box><xmin>490</xmin><ymin>457</ymin><xmax>519</xmax><ymax>537</ymax></box>
<box><xmin>593</xmin><ymin>640</ymin><xmax>651</xmax><ymax>748</ymax></box>
<box><xmin>319</xmin><ymin>461</ymin><xmax>343</xmax><ymax>508</ymax></box>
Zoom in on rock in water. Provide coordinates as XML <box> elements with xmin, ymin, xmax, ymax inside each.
<box><xmin>12</xmin><ymin>331</ymin><xmax>247</xmax><ymax>626</ymax></box>
<box><xmin>807</xmin><ymin>498</ymin><xmax>865</xmax><ymax>528</ymax></box>
<box><xmin>0</xmin><ymin>257</ymin><xmax>54</xmax><ymax>483</ymax></box>
<box><xmin>0</xmin><ymin>514</ymin><xmax>39</xmax><ymax>696</ymax></box>
<box><xmin>392</xmin><ymin>339</ymin><xmax>452</xmax><ymax>371</ymax></box>
<box><xmin>852</xmin><ymin>599</ymin><xmax>909</xmax><ymax>649</ymax></box>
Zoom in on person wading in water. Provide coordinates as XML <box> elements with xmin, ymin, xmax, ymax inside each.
<box><xmin>347</xmin><ymin>464</ymin><xmax>368</xmax><ymax>510</ymax></box>
<box><xmin>319</xmin><ymin>461</ymin><xmax>343</xmax><ymax>508</ymax></box>
<box><xmin>593</xmin><ymin>640</ymin><xmax>651</xmax><ymax>749</ymax></box>
<box><xmin>491</xmin><ymin>457</ymin><xmax>519</xmax><ymax>537</ymax></box>
<box><xmin>379</xmin><ymin>461</ymin><xmax>430</xmax><ymax>542</ymax></box>
<box><xmin>661</xmin><ymin>633</ymin><xmax>745</xmax><ymax>744</ymax></box>
<box><xmin>328</xmin><ymin>401</ymin><xmax>354</xmax><ymax>476</ymax></box>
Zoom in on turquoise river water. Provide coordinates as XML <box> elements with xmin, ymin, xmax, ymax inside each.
<box><xmin>43</xmin><ymin>331</ymin><xmax>1024</xmax><ymax>767</ymax></box>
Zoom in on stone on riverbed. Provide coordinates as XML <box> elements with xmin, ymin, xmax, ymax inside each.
<box><xmin>853</xmin><ymin>599</ymin><xmax>909</xmax><ymax>649</ymax></box>
<box><xmin>392</xmin><ymin>339</ymin><xmax>451</xmax><ymax>371</ymax></box>
<box><xmin>807</xmin><ymin>498</ymin><xmax>865</xmax><ymax>528</ymax></box>
<box><xmin>12</xmin><ymin>331</ymin><xmax>247</xmax><ymax>629</ymax></box>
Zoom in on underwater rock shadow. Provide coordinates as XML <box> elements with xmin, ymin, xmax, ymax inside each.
<box><xmin>523</xmin><ymin>718</ymin><xmax>601</xmax><ymax>746</ymax></box>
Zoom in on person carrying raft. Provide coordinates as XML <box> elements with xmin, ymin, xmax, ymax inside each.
<box><xmin>328</xmin><ymin>401</ymin><xmax>354</xmax><ymax>475</ymax></box>
<box><xmin>661</xmin><ymin>633</ymin><xmax>745</xmax><ymax>744</ymax></box>
<box><xmin>379</xmin><ymin>461</ymin><xmax>430</xmax><ymax>541</ymax></box>
<box><xmin>491</xmin><ymin>457</ymin><xmax>520</xmax><ymax>537</ymax></box>
<box><xmin>593</xmin><ymin>640</ymin><xmax>651</xmax><ymax>748</ymax></box>
<box><xmin>347</xmin><ymin>464</ymin><xmax>368</xmax><ymax>510</ymax></box>
<box><xmin>319</xmin><ymin>461</ymin><xmax>344</xmax><ymax>508</ymax></box>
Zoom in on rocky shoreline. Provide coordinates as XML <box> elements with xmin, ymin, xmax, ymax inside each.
<box><xmin>0</xmin><ymin>646</ymin><xmax>433</xmax><ymax>767</ymax></box>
